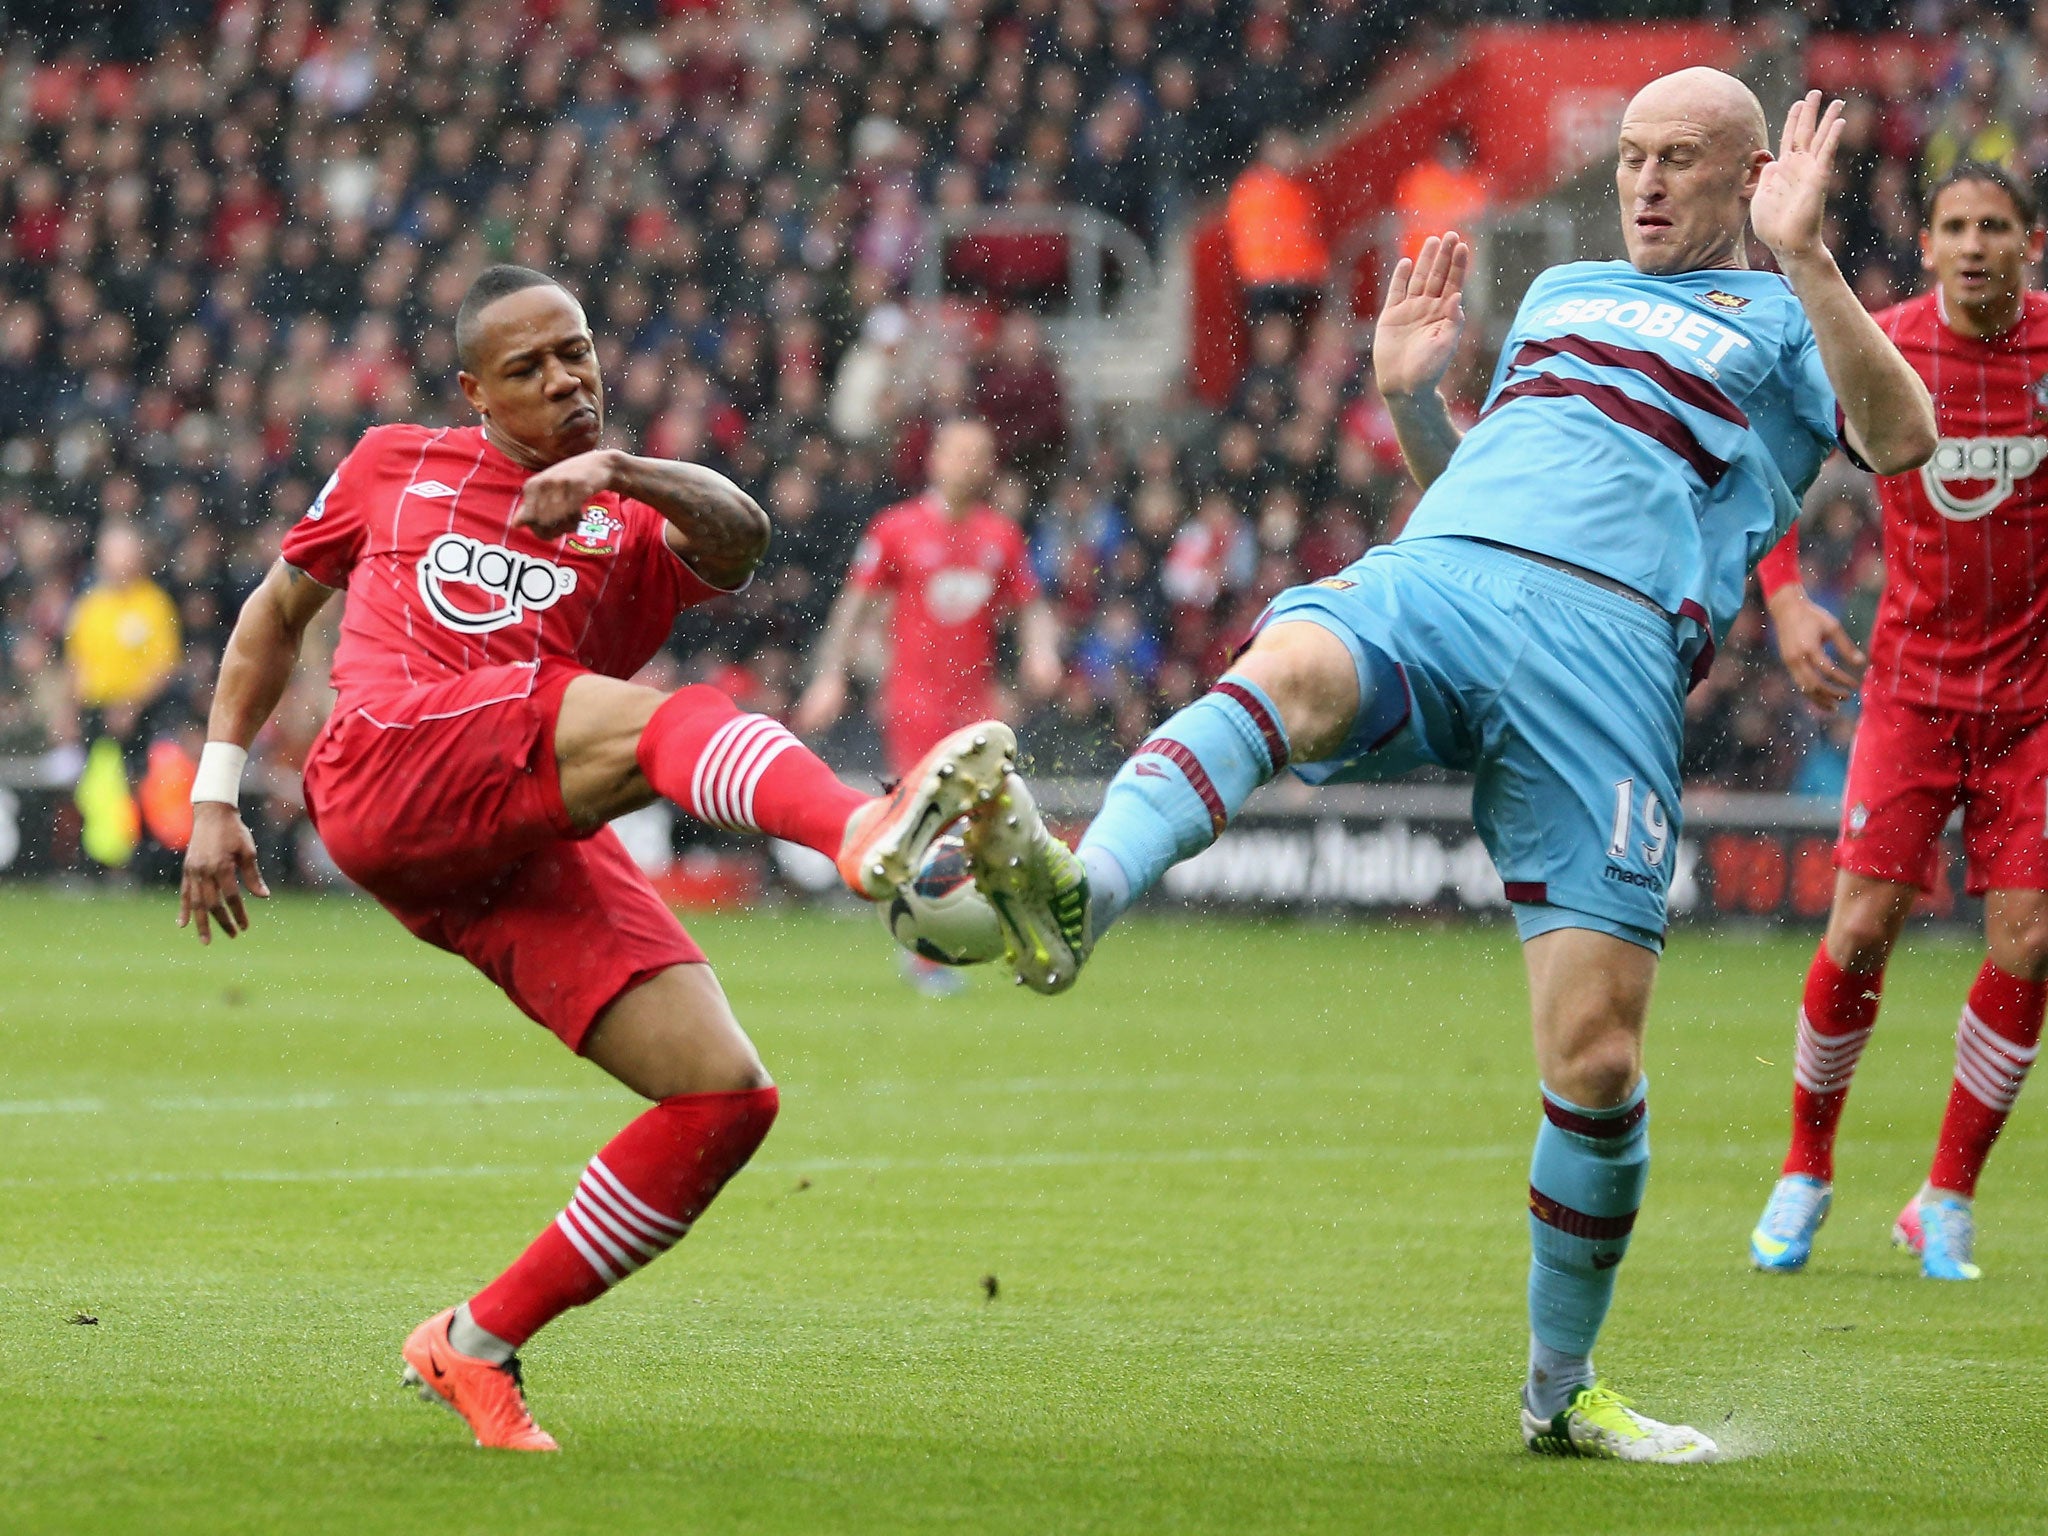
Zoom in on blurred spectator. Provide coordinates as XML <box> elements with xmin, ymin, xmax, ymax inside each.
<box><xmin>1225</xmin><ymin>129</ymin><xmax>1330</xmax><ymax>325</ymax></box>
<box><xmin>1394</xmin><ymin>129</ymin><xmax>1489</xmax><ymax>259</ymax></box>
<box><xmin>973</xmin><ymin>313</ymin><xmax>1067</xmax><ymax>491</ymax></box>
<box><xmin>63</xmin><ymin>524</ymin><xmax>181</xmax><ymax>771</ymax></box>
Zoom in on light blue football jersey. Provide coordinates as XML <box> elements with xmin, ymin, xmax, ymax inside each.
<box><xmin>1398</xmin><ymin>261</ymin><xmax>1840</xmax><ymax>646</ymax></box>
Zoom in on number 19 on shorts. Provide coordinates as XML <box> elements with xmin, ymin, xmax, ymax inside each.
<box><xmin>1609</xmin><ymin>778</ymin><xmax>1670</xmax><ymax>869</ymax></box>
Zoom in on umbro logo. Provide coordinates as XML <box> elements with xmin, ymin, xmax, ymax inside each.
<box><xmin>407</xmin><ymin>479</ymin><xmax>460</xmax><ymax>498</ymax></box>
<box><xmin>1591</xmin><ymin>1251</ymin><xmax>1623</xmax><ymax>1270</ymax></box>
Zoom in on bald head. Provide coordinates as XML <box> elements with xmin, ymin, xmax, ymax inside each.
<box><xmin>1623</xmin><ymin>68</ymin><xmax>1768</xmax><ymax>158</ymax></box>
<box><xmin>1616</xmin><ymin>67</ymin><xmax>1772</xmax><ymax>274</ymax></box>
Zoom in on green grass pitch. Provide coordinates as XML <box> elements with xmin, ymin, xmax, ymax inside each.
<box><xmin>3</xmin><ymin>891</ymin><xmax>2045</xmax><ymax>1534</ymax></box>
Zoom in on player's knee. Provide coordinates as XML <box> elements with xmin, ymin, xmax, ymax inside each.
<box><xmin>1826</xmin><ymin>909</ymin><xmax>1900</xmax><ymax>973</ymax></box>
<box><xmin>1988</xmin><ymin>909</ymin><xmax>2048</xmax><ymax>981</ymax></box>
<box><xmin>1575</xmin><ymin>1049</ymin><xmax>1642</xmax><ymax>1110</ymax></box>
<box><xmin>1236</xmin><ymin>623</ymin><xmax>1362</xmax><ymax>761</ymax></box>
<box><xmin>1550</xmin><ymin>1029</ymin><xmax>1642</xmax><ymax>1110</ymax></box>
<box><xmin>692</xmin><ymin>1037</ymin><xmax>774</xmax><ymax>1095</ymax></box>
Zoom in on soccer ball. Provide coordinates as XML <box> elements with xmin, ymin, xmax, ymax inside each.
<box><xmin>884</xmin><ymin>832</ymin><xmax>1005</xmax><ymax>966</ymax></box>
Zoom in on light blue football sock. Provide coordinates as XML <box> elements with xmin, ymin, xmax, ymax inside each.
<box><xmin>1526</xmin><ymin>1336</ymin><xmax>1596</xmax><ymax>1419</ymax></box>
<box><xmin>1525</xmin><ymin>1079</ymin><xmax>1649</xmax><ymax>1416</ymax></box>
<box><xmin>1077</xmin><ymin>674</ymin><xmax>1291</xmax><ymax>937</ymax></box>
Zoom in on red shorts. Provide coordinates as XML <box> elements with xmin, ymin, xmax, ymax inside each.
<box><xmin>1836</xmin><ymin>688</ymin><xmax>2048</xmax><ymax>896</ymax></box>
<box><xmin>303</xmin><ymin>661</ymin><xmax>704</xmax><ymax>1052</ymax></box>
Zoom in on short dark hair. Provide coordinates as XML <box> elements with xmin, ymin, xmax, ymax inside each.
<box><xmin>454</xmin><ymin>264</ymin><xmax>568</xmax><ymax>371</ymax></box>
<box><xmin>1926</xmin><ymin>159</ymin><xmax>2041</xmax><ymax>231</ymax></box>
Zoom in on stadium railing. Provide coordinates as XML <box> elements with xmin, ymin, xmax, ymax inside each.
<box><xmin>913</xmin><ymin>205</ymin><xmax>1158</xmax><ymax>445</ymax></box>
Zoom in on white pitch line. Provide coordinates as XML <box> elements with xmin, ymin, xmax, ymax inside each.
<box><xmin>0</xmin><ymin>1074</ymin><xmax>1415</xmax><ymax>1120</ymax></box>
<box><xmin>0</xmin><ymin>1141</ymin><xmax>1527</xmax><ymax>1191</ymax></box>
<box><xmin>0</xmin><ymin>1085</ymin><xmax>621</xmax><ymax>1118</ymax></box>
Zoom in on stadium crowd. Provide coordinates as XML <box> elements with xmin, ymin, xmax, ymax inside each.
<box><xmin>0</xmin><ymin>0</ymin><xmax>2040</xmax><ymax>876</ymax></box>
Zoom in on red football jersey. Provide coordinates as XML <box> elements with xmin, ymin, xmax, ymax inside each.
<box><xmin>280</xmin><ymin>424</ymin><xmax>723</xmax><ymax>707</ymax></box>
<box><xmin>1865</xmin><ymin>290</ymin><xmax>2048</xmax><ymax>713</ymax></box>
<box><xmin>848</xmin><ymin>494</ymin><xmax>1040</xmax><ymax>718</ymax></box>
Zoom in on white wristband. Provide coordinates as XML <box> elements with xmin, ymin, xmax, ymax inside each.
<box><xmin>191</xmin><ymin>742</ymin><xmax>249</xmax><ymax>807</ymax></box>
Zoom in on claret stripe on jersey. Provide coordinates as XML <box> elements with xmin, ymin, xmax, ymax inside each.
<box><xmin>1484</xmin><ymin>374</ymin><xmax>1731</xmax><ymax>487</ymax></box>
<box><xmin>1511</xmin><ymin>335</ymin><xmax>1751</xmax><ymax>428</ymax></box>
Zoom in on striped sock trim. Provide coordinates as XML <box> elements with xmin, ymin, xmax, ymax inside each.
<box><xmin>688</xmin><ymin>714</ymin><xmax>800</xmax><ymax>833</ymax></box>
<box><xmin>1137</xmin><ymin>737</ymin><xmax>1227</xmax><ymax>834</ymax></box>
<box><xmin>1210</xmin><ymin>680</ymin><xmax>1289</xmax><ymax>771</ymax></box>
<box><xmin>1793</xmin><ymin>1008</ymin><xmax>1874</xmax><ymax>1095</ymax></box>
<box><xmin>552</xmin><ymin>1156</ymin><xmax>692</xmax><ymax>1287</ymax></box>
<box><xmin>1541</xmin><ymin>1095</ymin><xmax>1646</xmax><ymax>1139</ymax></box>
<box><xmin>1528</xmin><ymin>1186</ymin><xmax>1638</xmax><ymax>1242</ymax></box>
<box><xmin>1953</xmin><ymin>1005</ymin><xmax>2041</xmax><ymax>1113</ymax></box>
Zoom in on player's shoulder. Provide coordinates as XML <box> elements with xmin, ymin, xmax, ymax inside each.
<box><xmin>2018</xmin><ymin>288</ymin><xmax>2048</xmax><ymax>350</ymax></box>
<box><xmin>973</xmin><ymin>503</ymin><xmax>1029</xmax><ymax>547</ymax></box>
<box><xmin>1872</xmin><ymin>289</ymin><xmax>1940</xmax><ymax>342</ymax></box>
<box><xmin>872</xmin><ymin>495</ymin><xmax>933</xmax><ymax>532</ymax></box>
<box><xmin>1532</xmin><ymin>258</ymin><xmax>1628</xmax><ymax>285</ymax></box>
<box><xmin>341</xmin><ymin>421</ymin><xmax>462</xmax><ymax>482</ymax></box>
<box><xmin>352</xmin><ymin>420</ymin><xmax>441</xmax><ymax>457</ymax></box>
<box><xmin>1521</xmin><ymin>259</ymin><xmax>1624</xmax><ymax>303</ymax></box>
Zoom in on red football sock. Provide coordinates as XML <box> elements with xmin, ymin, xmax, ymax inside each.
<box><xmin>468</xmin><ymin>1086</ymin><xmax>779</xmax><ymax>1347</ymax></box>
<box><xmin>636</xmin><ymin>686</ymin><xmax>867</xmax><ymax>855</ymax></box>
<box><xmin>1783</xmin><ymin>942</ymin><xmax>1884</xmax><ymax>1183</ymax></box>
<box><xmin>1928</xmin><ymin>961</ymin><xmax>2044</xmax><ymax>1197</ymax></box>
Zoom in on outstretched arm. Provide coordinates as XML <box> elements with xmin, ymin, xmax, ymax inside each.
<box><xmin>179</xmin><ymin>560</ymin><xmax>337</xmax><ymax>943</ymax></box>
<box><xmin>1757</xmin><ymin>528</ymin><xmax>1865</xmax><ymax>712</ymax></box>
<box><xmin>516</xmin><ymin>449</ymin><xmax>772</xmax><ymax>591</ymax></box>
<box><xmin>1753</xmin><ymin>92</ymin><xmax>1936</xmax><ymax>475</ymax></box>
<box><xmin>1018</xmin><ymin>599</ymin><xmax>1063</xmax><ymax>701</ymax></box>
<box><xmin>1372</xmin><ymin>231</ymin><xmax>1472</xmax><ymax>490</ymax></box>
<box><xmin>791</xmin><ymin>581</ymin><xmax>881</xmax><ymax>737</ymax></box>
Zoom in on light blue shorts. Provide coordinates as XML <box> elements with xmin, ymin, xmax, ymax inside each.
<box><xmin>1262</xmin><ymin>537</ymin><xmax>1688</xmax><ymax>951</ymax></box>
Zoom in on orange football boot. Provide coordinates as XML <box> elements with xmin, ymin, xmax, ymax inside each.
<box><xmin>400</xmin><ymin>1308</ymin><xmax>560</xmax><ymax>1452</ymax></box>
<box><xmin>835</xmin><ymin>720</ymin><xmax>1016</xmax><ymax>898</ymax></box>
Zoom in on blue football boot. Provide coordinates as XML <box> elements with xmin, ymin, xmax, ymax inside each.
<box><xmin>1916</xmin><ymin>1195</ymin><xmax>1982</xmax><ymax>1281</ymax></box>
<box><xmin>1750</xmin><ymin>1174</ymin><xmax>1831</xmax><ymax>1272</ymax></box>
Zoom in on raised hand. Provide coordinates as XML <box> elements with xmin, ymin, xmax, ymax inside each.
<box><xmin>1373</xmin><ymin>232</ymin><xmax>1470</xmax><ymax>400</ymax></box>
<box><xmin>1752</xmin><ymin>90</ymin><xmax>1845</xmax><ymax>265</ymax></box>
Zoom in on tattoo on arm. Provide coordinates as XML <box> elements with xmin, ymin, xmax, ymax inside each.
<box><xmin>615</xmin><ymin>454</ymin><xmax>772</xmax><ymax>590</ymax></box>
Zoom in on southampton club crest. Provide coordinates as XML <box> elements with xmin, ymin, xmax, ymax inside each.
<box><xmin>2031</xmin><ymin>373</ymin><xmax>2048</xmax><ymax>422</ymax></box>
<box><xmin>566</xmin><ymin>504</ymin><xmax>622</xmax><ymax>556</ymax></box>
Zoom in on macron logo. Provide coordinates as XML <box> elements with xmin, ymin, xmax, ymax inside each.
<box><xmin>407</xmin><ymin>479</ymin><xmax>460</xmax><ymax>499</ymax></box>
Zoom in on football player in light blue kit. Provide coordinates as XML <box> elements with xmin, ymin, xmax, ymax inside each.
<box><xmin>968</xmin><ymin>72</ymin><xmax>1936</xmax><ymax>1462</ymax></box>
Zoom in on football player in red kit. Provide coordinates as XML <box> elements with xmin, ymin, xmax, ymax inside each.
<box><xmin>1750</xmin><ymin>162</ymin><xmax>2048</xmax><ymax>1280</ymax></box>
<box><xmin>177</xmin><ymin>266</ymin><xmax>1016</xmax><ymax>1449</ymax></box>
<box><xmin>793</xmin><ymin>418</ymin><xmax>1059</xmax><ymax>991</ymax></box>
<box><xmin>794</xmin><ymin>418</ymin><xmax>1059</xmax><ymax>777</ymax></box>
